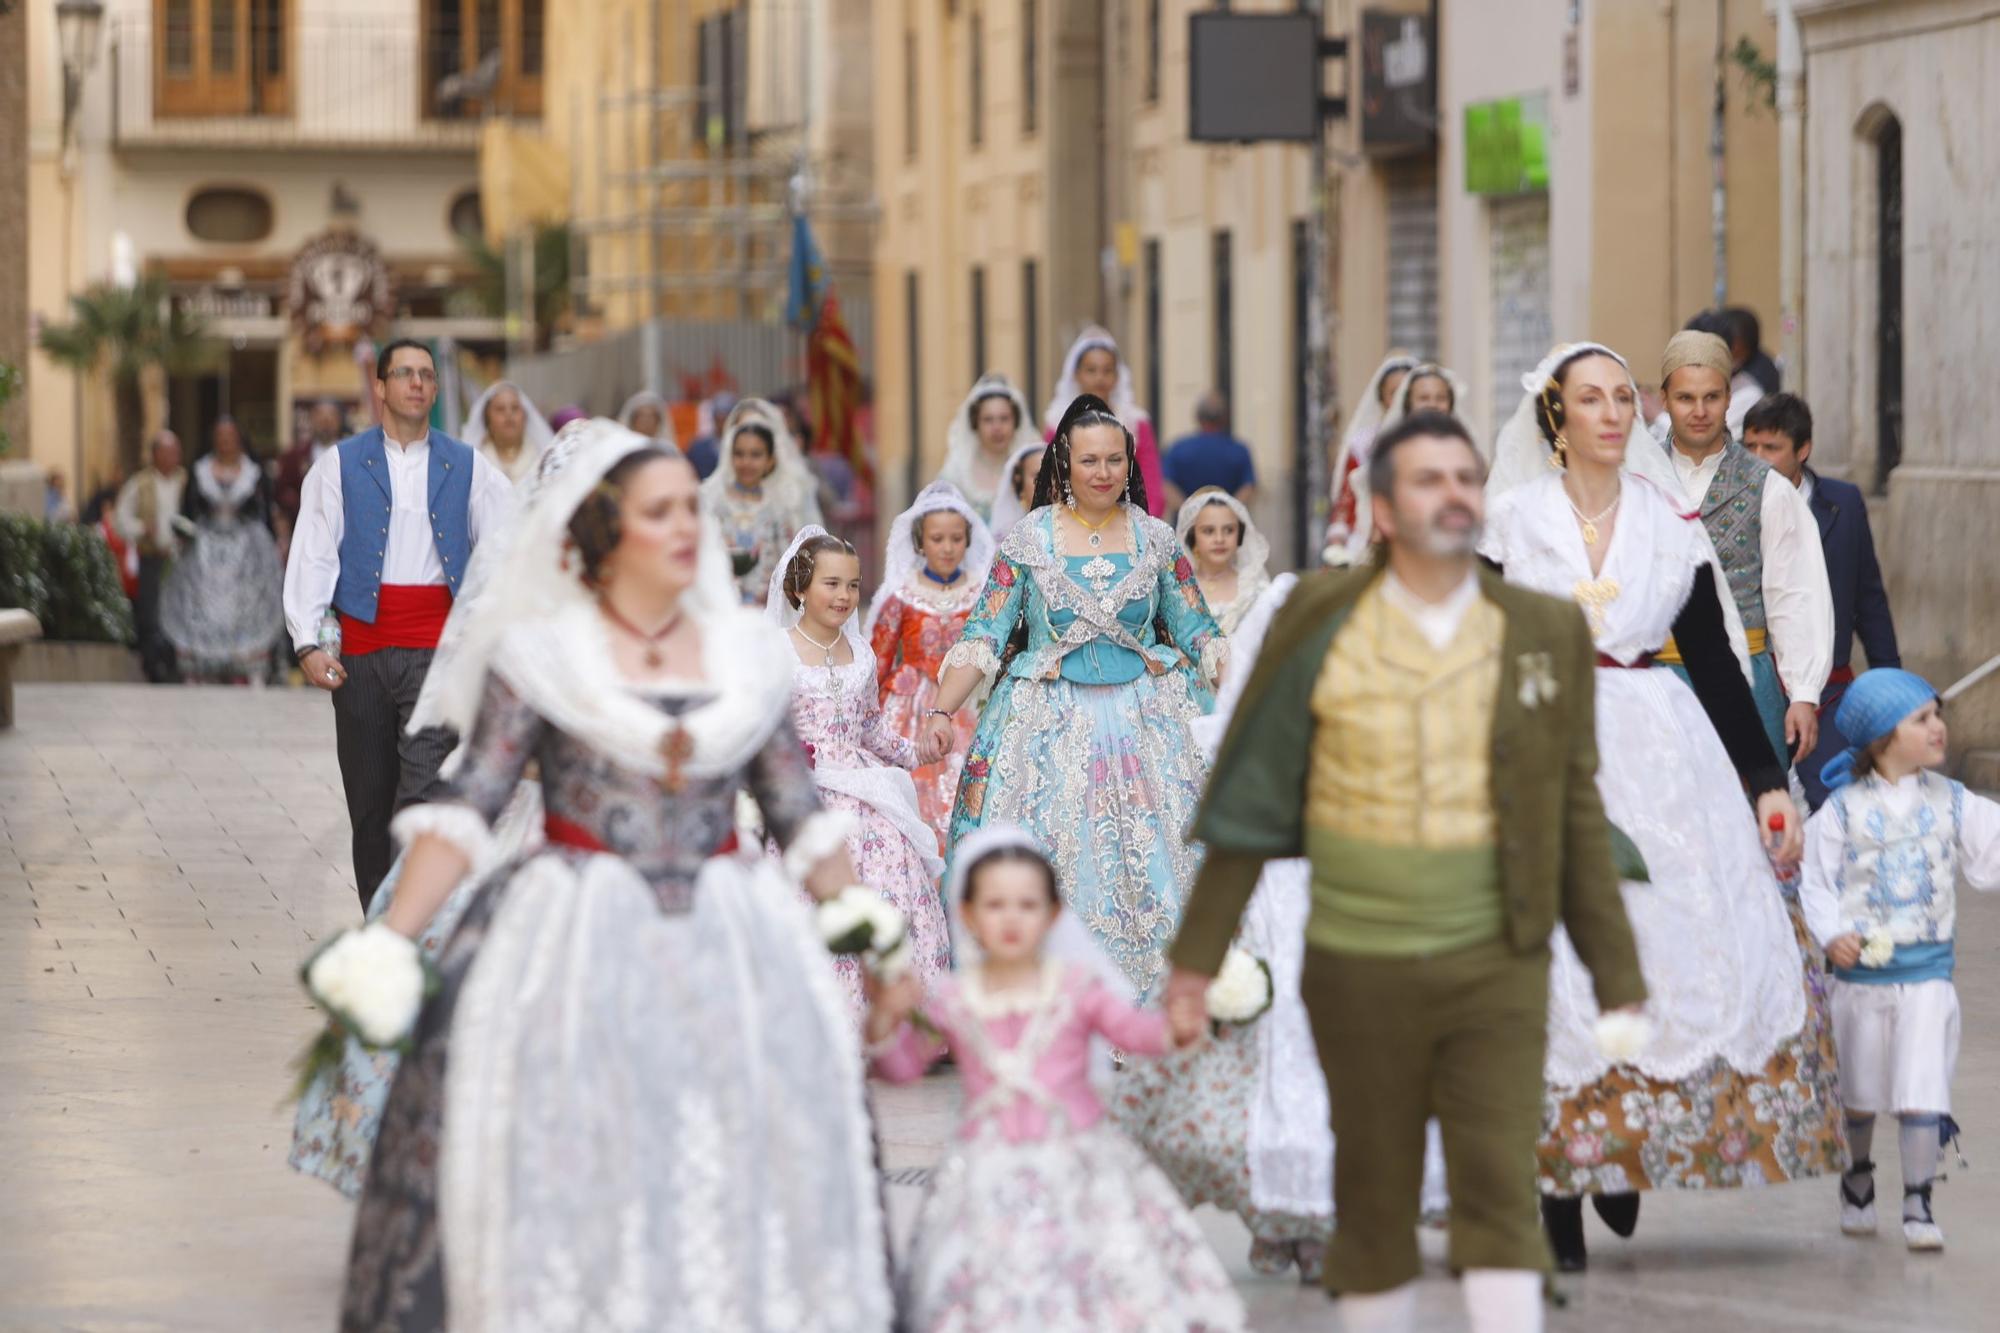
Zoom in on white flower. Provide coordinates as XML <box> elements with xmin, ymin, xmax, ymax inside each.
<box><xmin>815</xmin><ymin>888</ymin><xmax>874</xmax><ymax>955</ymax></box>
<box><xmin>305</xmin><ymin>923</ymin><xmax>425</xmax><ymax>1048</ymax></box>
<box><xmin>1860</xmin><ymin>927</ymin><xmax>1896</xmax><ymax>968</ymax></box>
<box><xmin>1593</xmin><ymin>1009</ymin><xmax>1653</xmax><ymax>1063</ymax></box>
<box><xmin>1206</xmin><ymin>947</ymin><xmax>1274</xmax><ymax>1026</ymax></box>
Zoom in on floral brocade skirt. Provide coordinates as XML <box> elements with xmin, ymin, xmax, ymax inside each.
<box><xmin>901</xmin><ymin>1122</ymin><xmax>1246</xmax><ymax>1333</ymax></box>
<box><xmin>946</xmin><ymin>669</ymin><xmax>1210</xmax><ymax>999</ymax></box>
<box><xmin>1538</xmin><ymin>902</ymin><xmax>1848</xmax><ymax>1195</ymax></box>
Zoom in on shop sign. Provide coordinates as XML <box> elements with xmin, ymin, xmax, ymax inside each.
<box><xmin>176</xmin><ymin>287</ymin><xmax>277</xmax><ymax>321</ymax></box>
<box><xmin>1464</xmin><ymin>94</ymin><xmax>1551</xmax><ymax>196</ymax></box>
<box><xmin>288</xmin><ymin>230</ymin><xmax>394</xmax><ymax>353</ymax></box>
<box><xmin>1360</xmin><ymin>10</ymin><xmax>1436</xmax><ymax>153</ymax></box>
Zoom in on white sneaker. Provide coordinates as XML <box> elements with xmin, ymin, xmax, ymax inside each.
<box><xmin>1903</xmin><ymin>1217</ymin><xmax>1945</xmax><ymax>1251</ymax></box>
<box><xmin>1839</xmin><ymin>1169</ymin><xmax>1877</xmax><ymax>1236</ymax></box>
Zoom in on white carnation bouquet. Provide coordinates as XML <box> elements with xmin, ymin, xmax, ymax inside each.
<box><xmin>1592</xmin><ymin>1008</ymin><xmax>1654</xmax><ymax>1063</ymax></box>
<box><xmin>1859</xmin><ymin>926</ymin><xmax>1897</xmax><ymax>969</ymax></box>
<box><xmin>816</xmin><ymin>887</ymin><xmax>913</xmax><ymax>981</ymax></box>
<box><xmin>289</xmin><ymin>923</ymin><xmax>438</xmax><ymax>1101</ymax></box>
<box><xmin>1205</xmin><ymin>947</ymin><xmax>1275</xmax><ymax>1029</ymax></box>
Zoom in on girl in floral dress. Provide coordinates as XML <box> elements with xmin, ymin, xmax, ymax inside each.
<box><xmin>768</xmin><ymin>526</ymin><xmax>950</xmax><ymax>1017</ymax></box>
<box><xmin>868</xmin><ymin>824</ymin><xmax>1245</xmax><ymax>1333</ymax></box>
<box><xmin>866</xmin><ymin>481</ymin><xmax>997</xmax><ymax>848</ymax></box>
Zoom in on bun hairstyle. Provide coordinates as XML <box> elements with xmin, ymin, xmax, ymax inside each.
<box><xmin>1532</xmin><ymin>347</ymin><xmax>1618</xmax><ymax>454</ymax></box>
<box><xmin>963</xmin><ymin>843</ymin><xmax>1061</xmax><ymax>908</ymax></box>
<box><xmin>565</xmin><ymin>446</ymin><xmax>680</xmax><ymax>586</ymax></box>
<box><xmin>968</xmin><ymin>389</ymin><xmax>1023</xmax><ymax>433</ymax></box>
<box><xmin>910</xmin><ymin>507</ymin><xmax>972</xmax><ymax>553</ymax></box>
<box><xmin>781</xmin><ymin>531</ymin><xmax>858</xmax><ymax>609</ymax></box>
<box><xmin>1030</xmin><ymin>392</ymin><xmax>1147</xmax><ymax>514</ymax></box>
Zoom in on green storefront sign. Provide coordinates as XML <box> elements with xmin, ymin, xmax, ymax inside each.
<box><xmin>1464</xmin><ymin>94</ymin><xmax>1550</xmax><ymax>195</ymax></box>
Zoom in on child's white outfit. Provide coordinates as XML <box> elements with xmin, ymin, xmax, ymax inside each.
<box><xmin>872</xmin><ymin>962</ymin><xmax>1247</xmax><ymax>1332</ymax></box>
<box><xmin>1800</xmin><ymin>768</ymin><xmax>2000</xmax><ymax>1245</ymax></box>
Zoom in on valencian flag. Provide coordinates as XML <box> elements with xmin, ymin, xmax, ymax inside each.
<box><xmin>786</xmin><ymin>212</ymin><xmax>828</xmax><ymax>333</ymax></box>
<box><xmin>809</xmin><ymin>293</ymin><xmax>869</xmax><ymax>487</ymax></box>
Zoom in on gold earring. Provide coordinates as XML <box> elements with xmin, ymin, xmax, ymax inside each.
<box><xmin>1548</xmin><ymin>436</ymin><xmax>1569</xmax><ymax>470</ymax></box>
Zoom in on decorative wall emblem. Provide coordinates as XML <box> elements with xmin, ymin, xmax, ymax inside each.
<box><xmin>287</xmin><ymin>230</ymin><xmax>393</xmax><ymax>353</ymax></box>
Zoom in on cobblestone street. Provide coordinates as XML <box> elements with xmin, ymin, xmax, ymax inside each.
<box><xmin>3</xmin><ymin>684</ymin><xmax>1996</xmax><ymax>1331</ymax></box>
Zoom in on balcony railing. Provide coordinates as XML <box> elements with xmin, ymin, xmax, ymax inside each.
<box><xmin>110</xmin><ymin>15</ymin><xmax>538</xmax><ymax>152</ymax></box>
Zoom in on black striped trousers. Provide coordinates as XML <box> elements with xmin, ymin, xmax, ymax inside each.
<box><xmin>330</xmin><ymin>646</ymin><xmax>457</xmax><ymax>912</ymax></box>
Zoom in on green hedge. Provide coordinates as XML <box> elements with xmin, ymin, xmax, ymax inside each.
<box><xmin>0</xmin><ymin>515</ymin><xmax>135</xmax><ymax>645</ymax></box>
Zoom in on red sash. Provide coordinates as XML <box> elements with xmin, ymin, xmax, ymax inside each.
<box><xmin>545</xmin><ymin>813</ymin><xmax>739</xmax><ymax>858</ymax></box>
<box><xmin>339</xmin><ymin>585</ymin><xmax>453</xmax><ymax>656</ymax></box>
<box><xmin>1595</xmin><ymin>652</ymin><xmax>1656</xmax><ymax>670</ymax></box>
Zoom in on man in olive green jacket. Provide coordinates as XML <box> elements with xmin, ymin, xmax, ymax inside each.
<box><xmin>1163</xmin><ymin>414</ymin><xmax>1645</xmax><ymax>1333</ymax></box>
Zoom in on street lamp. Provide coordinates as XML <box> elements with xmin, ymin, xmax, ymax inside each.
<box><xmin>56</xmin><ymin>0</ymin><xmax>106</xmax><ymax>154</ymax></box>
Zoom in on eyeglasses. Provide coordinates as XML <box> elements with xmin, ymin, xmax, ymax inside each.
<box><xmin>384</xmin><ymin>367</ymin><xmax>438</xmax><ymax>385</ymax></box>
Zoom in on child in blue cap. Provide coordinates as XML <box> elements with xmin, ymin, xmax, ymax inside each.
<box><xmin>1800</xmin><ymin>667</ymin><xmax>2000</xmax><ymax>1251</ymax></box>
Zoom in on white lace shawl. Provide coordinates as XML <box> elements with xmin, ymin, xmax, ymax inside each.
<box><xmin>192</xmin><ymin>452</ymin><xmax>259</xmax><ymax>509</ymax></box>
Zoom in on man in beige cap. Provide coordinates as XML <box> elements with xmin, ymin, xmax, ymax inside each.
<box><xmin>1655</xmin><ymin>329</ymin><xmax>1833</xmax><ymax>769</ymax></box>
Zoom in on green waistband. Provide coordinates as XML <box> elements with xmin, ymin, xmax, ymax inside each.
<box><xmin>1305</xmin><ymin>827</ymin><xmax>1503</xmax><ymax>958</ymax></box>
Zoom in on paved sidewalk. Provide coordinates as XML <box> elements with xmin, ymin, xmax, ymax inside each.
<box><xmin>2</xmin><ymin>684</ymin><xmax>1996</xmax><ymax>1331</ymax></box>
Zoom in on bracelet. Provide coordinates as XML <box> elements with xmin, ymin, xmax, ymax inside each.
<box><xmin>925</xmin><ymin>708</ymin><xmax>952</xmax><ymax>720</ymax></box>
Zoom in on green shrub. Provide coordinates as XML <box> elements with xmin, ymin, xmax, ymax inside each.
<box><xmin>0</xmin><ymin>514</ymin><xmax>135</xmax><ymax>644</ymax></box>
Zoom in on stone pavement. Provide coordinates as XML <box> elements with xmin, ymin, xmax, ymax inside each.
<box><xmin>2</xmin><ymin>683</ymin><xmax>1996</xmax><ymax>1332</ymax></box>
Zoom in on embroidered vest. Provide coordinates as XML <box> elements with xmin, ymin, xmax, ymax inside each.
<box><xmin>1307</xmin><ymin>583</ymin><xmax>1503</xmax><ymax>849</ymax></box>
<box><xmin>1690</xmin><ymin>442</ymin><xmax>1770</xmax><ymax>632</ymax></box>
<box><xmin>332</xmin><ymin>429</ymin><xmax>475</xmax><ymax>623</ymax></box>
<box><xmin>1828</xmin><ymin>772</ymin><xmax>1965</xmax><ymax>948</ymax></box>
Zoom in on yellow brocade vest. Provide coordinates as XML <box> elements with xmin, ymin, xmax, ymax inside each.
<box><xmin>1304</xmin><ymin>582</ymin><xmax>1506</xmax><ymax>956</ymax></box>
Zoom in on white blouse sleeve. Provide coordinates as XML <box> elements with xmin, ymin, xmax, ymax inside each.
<box><xmin>1758</xmin><ymin>471</ymin><xmax>1834</xmax><ymax>705</ymax></box>
<box><xmin>1798</xmin><ymin>805</ymin><xmax>1848</xmax><ymax>947</ymax></box>
<box><xmin>466</xmin><ymin>449</ymin><xmax>517</xmax><ymax>545</ymax></box>
<box><xmin>282</xmin><ymin>450</ymin><xmax>345</xmax><ymax>651</ymax></box>
<box><xmin>1958</xmin><ymin>789</ymin><xmax>2000</xmax><ymax>892</ymax></box>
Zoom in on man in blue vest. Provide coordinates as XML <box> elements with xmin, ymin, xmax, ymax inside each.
<box><xmin>1655</xmin><ymin>330</ymin><xmax>1834</xmax><ymax>771</ymax></box>
<box><xmin>1743</xmin><ymin>392</ymin><xmax>1901</xmax><ymax>808</ymax></box>
<box><xmin>281</xmin><ymin>339</ymin><xmax>514</xmax><ymax>909</ymax></box>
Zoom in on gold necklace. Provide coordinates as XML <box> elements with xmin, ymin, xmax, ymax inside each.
<box><xmin>1067</xmin><ymin>503</ymin><xmax>1119</xmax><ymax>549</ymax></box>
<box><xmin>792</xmin><ymin>622</ymin><xmax>842</xmax><ymax>667</ymax></box>
<box><xmin>1564</xmin><ymin>487</ymin><xmax>1621</xmax><ymax>547</ymax></box>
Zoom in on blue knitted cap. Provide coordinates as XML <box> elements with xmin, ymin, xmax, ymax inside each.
<box><xmin>1824</xmin><ymin>668</ymin><xmax>1939</xmax><ymax>790</ymax></box>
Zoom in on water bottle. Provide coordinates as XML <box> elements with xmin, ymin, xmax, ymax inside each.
<box><xmin>317</xmin><ymin>612</ymin><xmax>342</xmax><ymax>662</ymax></box>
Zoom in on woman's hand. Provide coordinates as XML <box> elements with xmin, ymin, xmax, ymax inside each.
<box><xmin>920</xmin><ymin>713</ymin><xmax>955</xmax><ymax>764</ymax></box>
<box><xmin>1755</xmin><ymin>789</ymin><xmax>1804</xmax><ymax>868</ymax></box>
<box><xmin>1825</xmin><ymin>932</ymin><xmax>1864</xmax><ymax>970</ymax></box>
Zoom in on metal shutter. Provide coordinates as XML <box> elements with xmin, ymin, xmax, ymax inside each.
<box><xmin>1487</xmin><ymin>193</ymin><xmax>1552</xmax><ymax>436</ymax></box>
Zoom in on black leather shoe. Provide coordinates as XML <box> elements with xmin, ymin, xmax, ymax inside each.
<box><xmin>1542</xmin><ymin>1195</ymin><xmax>1588</xmax><ymax>1272</ymax></box>
<box><xmin>1592</xmin><ymin>1190</ymin><xmax>1641</xmax><ymax>1239</ymax></box>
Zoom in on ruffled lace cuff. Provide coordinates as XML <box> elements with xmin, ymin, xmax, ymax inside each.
<box><xmin>391</xmin><ymin>802</ymin><xmax>497</xmax><ymax>867</ymax></box>
<box><xmin>940</xmin><ymin>637</ymin><xmax>1002</xmax><ymax>688</ymax></box>
<box><xmin>783</xmin><ymin>809</ymin><xmax>859</xmax><ymax>883</ymax></box>
<box><xmin>1198</xmin><ymin>637</ymin><xmax>1229</xmax><ymax>690</ymax></box>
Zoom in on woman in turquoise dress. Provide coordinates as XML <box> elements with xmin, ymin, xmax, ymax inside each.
<box><xmin>921</xmin><ymin>394</ymin><xmax>1225</xmax><ymax>998</ymax></box>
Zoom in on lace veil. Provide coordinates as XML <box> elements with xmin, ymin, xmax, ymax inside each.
<box><xmin>764</xmin><ymin>524</ymin><xmax>868</xmax><ymax>660</ymax></box>
<box><xmin>460</xmin><ymin>380</ymin><xmax>556</xmax><ymax>478</ymax></box>
<box><xmin>411</xmin><ymin>418</ymin><xmax>780</xmax><ymax>780</ymax></box>
<box><xmin>1043</xmin><ymin>326</ymin><xmax>1150</xmax><ymax>433</ymax></box>
<box><xmin>702</xmin><ymin>396</ymin><xmax>825</xmax><ymax>527</ymax></box>
<box><xmin>986</xmin><ymin>439</ymin><xmax>1047</xmax><ymax>541</ymax></box>
<box><xmin>865</xmin><ymin>481</ymin><xmax>996</xmax><ymax>634</ymax></box>
<box><xmin>1347</xmin><ymin>363</ymin><xmax>1476</xmax><ymax>554</ymax></box>
<box><xmin>616</xmin><ymin>389</ymin><xmax>683</xmax><ymax>450</ymax></box>
<box><xmin>946</xmin><ymin>823</ymin><xmax>1135</xmax><ymax>1008</ymax></box>
<box><xmin>1174</xmin><ymin>489</ymin><xmax>1271</xmax><ymax>587</ymax></box>
<box><xmin>939</xmin><ymin>374</ymin><xmax>1042</xmax><ymax>502</ymax></box>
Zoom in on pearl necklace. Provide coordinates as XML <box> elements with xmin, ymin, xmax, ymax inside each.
<box><xmin>1564</xmin><ymin>487</ymin><xmax>1621</xmax><ymax>547</ymax></box>
<box><xmin>792</xmin><ymin>622</ymin><xmax>843</xmax><ymax>668</ymax></box>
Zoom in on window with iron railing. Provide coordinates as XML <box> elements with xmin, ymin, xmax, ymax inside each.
<box><xmin>155</xmin><ymin>0</ymin><xmax>289</xmax><ymax>118</ymax></box>
<box><xmin>423</xmin><ymin>0</ymin><xmax>545</xmax><ymax>121</ymax></box>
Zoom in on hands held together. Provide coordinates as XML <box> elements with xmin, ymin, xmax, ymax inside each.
<box><xmin>918</xmin><ymin>711</ymin><xmax>956</xmax><ymax>766</ymax></box>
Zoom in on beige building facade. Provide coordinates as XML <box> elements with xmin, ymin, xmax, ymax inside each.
<box><xmin>24</xmin><ymin>0</ymin><xmax>518</xmax><ymax>498</ymax></box>
<box><xmin>1789</xmin><ymin>0</ymin><xmax>2000</xmax><ymax>766</ymax></box>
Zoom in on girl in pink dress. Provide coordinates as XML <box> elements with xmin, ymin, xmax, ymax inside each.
<box><xmin>867</xmin><ymin>825</ymin><xmax>1244</xmax><ymax>1333</ymax></box>
<box><xmin>865</xmin><ymin>481</ymin><xmax>997</xmax><ymax>848</ymax></box>
<box><xmin>768</xmin><ymin>526</ymin><xmax>951</xmax><ymax>1017</ymax></box>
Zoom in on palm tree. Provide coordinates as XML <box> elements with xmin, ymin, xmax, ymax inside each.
<box><xmin>456</xmin><ymin>223</ymin><xmax>572</xmax><ymax>352</ymax></box>
<box><xmin>38</xmin><ymin>277</ymin><xmax>209</xmax><ymax>474</ymax></box>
